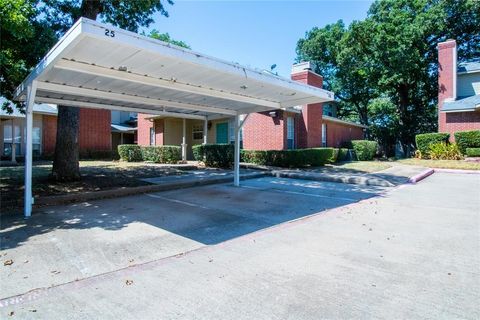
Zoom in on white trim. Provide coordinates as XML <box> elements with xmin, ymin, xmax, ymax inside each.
<box><xmin>453</xmin><ymin>44</ymin><xmax>457</xmax><ymax>100</ymax></box>
<box><xmin>322</xmin><ymin>115</ymin><xmax>367</xmax><ymax>128</ymax></box>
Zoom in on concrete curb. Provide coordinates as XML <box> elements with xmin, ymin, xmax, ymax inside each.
<box><xmin>408</xmin><ymin>168</ymin><xmax>435</xmax><ymax>184</ymax></box>
<box><xmin>32</xmin><ymin>172</ymin><xmax>267</xmax><ymax>209</ymax></box>
<box><xmin>268</xmin><ymin>170</ymin><xmax>395</xmax><ymax>187</ymax></box>
<box><xmin>433</xmin><ymin>168</ymin><xmax>480</xmax><ymax>174</ymax></box>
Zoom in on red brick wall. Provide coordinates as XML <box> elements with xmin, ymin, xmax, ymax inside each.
<box><xmin>42</xmin><ymin>115</ymin><xmax>57</xmax><ymax>155</ymax></box>
<box><xmin>243</xmin><ymin>111</ymin><xmax>286</xmax><ymax>150</ymax></box>
<box><xmin>437</xmin><ymin>39</ymin><xmax>480</xmax><ymax>138</ymax></box>
<box><xmin>438</xmin><ymin>40</ymin><xmax>457</xmax><ymax>132</ymax></box>
<box><xmin>42</xmin><ymin>108</ymin><xmax>111</xmax><ymax>155</ymax></box>
<box><xmin>137</xmin><ymin>114</ymin><xmax>153</xmax><ymax>146</ymax></box>
<box><xmin>137</xmin><ymin>114</ymin><xmax>165</xmax><ymax>146</ymax></box>
<box><xmin>324</xmin><ymin>120</ymin><xmax>365</xmax><ymax>147</ymax></box>
<box><xmin>291</xmin><ymin>70</ymin><xmax>324</xmax><ymax>148</ymax></box>
<box><xmin>443</xmin><ymin>112</ymin><xmax>480</xmax><ymax>140</ymax></box>
<box><xmin>79</xmin><ymin>109</ymin><xmax>111</xmax><ymax>151</ymax></box>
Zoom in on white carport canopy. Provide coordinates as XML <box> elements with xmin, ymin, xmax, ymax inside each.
<box><xmin>14</xmin><ymin>17</ymin><xmax>334</xmax><ymax>217</ymax></box>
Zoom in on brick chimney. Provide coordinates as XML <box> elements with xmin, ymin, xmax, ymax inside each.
<box><xmin>291</xmin><ymin>61</ymin><xmax>323</xmax><ymax>148</ymax></box>
<box><xmin>438</xmin><ymin>39</ymin><xmax>457</xmax><ymax>131</ymax></box>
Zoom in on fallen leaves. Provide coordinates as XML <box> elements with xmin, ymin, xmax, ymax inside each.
<box><xmin>4</xmin><ymin>259</ymin><xmax>13</xmax><ymax>266</ymax></box>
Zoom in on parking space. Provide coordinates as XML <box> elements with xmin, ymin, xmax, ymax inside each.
<box><xmin>0</xmin><ymin>177</ymin><xmax>386</xmax><ymax>299</ymax></box>
<box><xmin>1</xmin><ymin>173</ymin><xmax>479</xmax><ymax>319</ymax></box>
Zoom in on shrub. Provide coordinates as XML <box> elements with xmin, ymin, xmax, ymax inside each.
<box><xmin>428</xmin><ymin>142</ymin><xmax>462</xmax><ymax>160</ymax></box>
<box><xmin>141</xmin><ymin>145</ymin><xmax>181</xmax><ymax>164</ymax></box>
<box><xmin>337</xmin><ymin>148</ymin><xmax>352</xmax><ymax>162</ymax></box>
<box><xmin>351</xmin><ymin>140</ymin><xmax>378</xmax><ymax>161</ymax></box>
<box><xmin>192</xmin><ymin>144</ymin><xmax>204</xmax><ymax>161</ymax></box>
<box><xmin>415</xmin><ymin>133</ymin><xmax>450</xmax><ymax>159</ymax></box>
<box><xmin>241</xmin><ymin>148</ymin><xmax>335</xmax><ymax>167</ymax></box>
<box><xmin>329</xmin><ymin>148</ymin><xmax>339</xmax><ymax>164</ymax></box>
<box><xmin>454</xmin><ymin>130</ymin><xmax>480</xmax><ymax>155</ymax></box>
<box><xmin>196</xmin><ymin>144</ymin><xmax>234</xmax><ymax>168</ymax></box>
<box><xmin>466</xmin><ymin>148</ymin><xmax>480</xmax><ymax>157</ymax></box>
<box><xmin>118</xmin><ymin>144</ymin><xmax>142</xmax><ymax>162</ymax></box>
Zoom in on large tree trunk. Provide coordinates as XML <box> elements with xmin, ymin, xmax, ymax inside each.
<box><xmin>51</xmin><ymin>1</ymin><xmax>101</xmax><ymax>181</ymax></box>
<box><xmin>51</xmin><ymin>106</ymin><xmax>81</xmax><ymax>181</ymax></box>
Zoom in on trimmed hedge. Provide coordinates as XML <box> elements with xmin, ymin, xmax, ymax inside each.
<box><xmin>193</xmin><ymin>144</ymin><xmax>234</xmax><ymax>168</ymax></box>
<box><xmin>118</xmin><ymin>144</ymin><xmax>142</xmax><ymax>162</ymax></box>
<box><xmin>351</xmin><ymin>140</ymin><xmax>378</xmax><ymax>161</ymax></box>
<box><xmin>466</xmin><ymin>147</ymin><xmax>480</xmax><ymax>157</ymax></box>
<box><xmin>141</xmin><ymin>145</ymin><xmax>181</xmax><ymax>164</ymax></box>
<box><xmin>454</xmin><ymin>130</ymin><xmax>480</xmax><ymax>155</ymax></box>
<box><xmin>415</xmin><ymin>133</ymin><xmax>450</xmax><ymax>159</ymax></box>
<box><xmin>242</xmin><ymin>148</ymin><xmax>335</xmax><ymax>168</ymax></box>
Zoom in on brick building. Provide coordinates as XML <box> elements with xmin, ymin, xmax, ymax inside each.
<box><xmin>137</xmin><ymin>62</ymin><xmax>366</xmax><ymax>159</ymax></box>
<box><xmin>437</xmin><ymin>40</ymin><xmax>480</xmax><ymax>138</ymax></box>
<box><xmin>0</xmin><ymin>97</ymin><xmax>135</xmax><ymax>160</ymax></box>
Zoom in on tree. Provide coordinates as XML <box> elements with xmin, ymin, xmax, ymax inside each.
<box><xmin>144</xmin><ymin>29</ymin><xmax>190</xmax><ymax>49</ymax></box>
<box><xmin>296</xmin><ymin>20</ymin><xmax>378</xmax><ymax>126</ymax></box>
<box><xmin>296</xmin><ymin>0</ymin><xmax>480</xmax><ymax>154</ymax></box>
<box><xmin>1</xmin><ymin>0</ymin><xmax>175</xmax><ymax>181</ymax></box>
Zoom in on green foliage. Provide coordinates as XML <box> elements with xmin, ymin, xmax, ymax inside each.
<box><xmin>351</xmin><ymin>140</ymin><xmax>377</xmax><ymax>161</ymax></box>
<box><xmin>415</xmin><ymin>133</ymin><xmax>450</xmax><ymax>159</ymax></box>
<box><xmin>192</xmin><ymin>144</ymin><xmax>204</xmax><ymax>161</ymax></box>
<box><xmin>428</xmin><ymin>142</ymin><xmax>461</xmax><ymax>160</ymax></box>
<box><xmin>466</xmin><ymin>148</ymin><xmax>480</xmax><ymax>157</ymax></box>
<box><xmin>118</xmin><ymin>145</ymin><xmax>142</xmax><ymax>162</ymax></box>
<box><xmin>296</xmin><ymin>0</ymin><xmax>480</xmax><ymax>150</ymax></box>
<box><xmin>143</xmin><ymin>29</ymin><xmax>190</xmax><ymax>48</ymax></box>
<box><xmin>79</xmin><ymin>149</ymin><xmax>119</xmax><ymax>160</ymax></box>
<box><xmin>241</xmin><ymin>148</ymin><xmax>335</xmax><ymax>168</ymax></box>
<box><xmin>141</xmin><ymin>145</ymin><xmax>181</xmax><ymax>164</ymax></box>
<box><xmin>337</xmin><ymin>148</ymin><xmax>351</xmax><ymax>162</ymax></box>
<box><xmin>194</xmin><ymin>144</ymin><xmax>234</xmax><ymax>168</ymax></box>
<box><xmin>454</xmin><ymin>130</ymin><xmax>480</xmax><ymax>154</ymax></box>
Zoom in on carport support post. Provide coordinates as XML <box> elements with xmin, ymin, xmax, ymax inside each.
<box><xmin>24</xmin><ymin>81</ymin><xmax>37</xmax><ymax>218</ymax></box>
<box><xmin>203</xmin><ymin>118</ymin><xmax>208</xmax><ymax>144</ymax></box>
<box><xmin>234</xmin><ymin>115</ymin><xmax>240</xmax><ymax>186</ymax></box>
<box><xmin>182</xmin><ymin>118</ymin><xmax>187</xmax><ymax>161</ymax></box>
<box><xmin>233</xmin><ymin>114</ymin><xmax>249</xmax><ymax>187</ymax></box>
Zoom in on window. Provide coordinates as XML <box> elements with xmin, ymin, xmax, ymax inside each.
<box><xmin>149</xmin><ymin>127</ymin><xmax>155</xmax><ymax>145</ymax></box>
<box><xmin>287</xmin><ymin>117</ymin><xmax>295</xmax><ymax>149</ymax></box>
<box><xmin>192</xmin><ymin>124</ymin><xmax>203</xmax><ymax>140</ymax></box>
<box><xmin>3</xmin><ymin>124</ymin><xmax>21</xmax><ymax>156</ymax></box>
<box><xmin>33</xmin><ymin>127</ymin><xmax>41</xmax><ymax>156</ymax></box>
<box><xmin>322</xmin><ymin>123</ymin><xmax>327</xmax><ymax>147</ymax></box>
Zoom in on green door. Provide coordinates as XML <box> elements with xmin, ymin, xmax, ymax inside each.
<box><xmin>216</xmin><ymin>122</ymin><xmax>228</xmax><ymax>144</ymax></box>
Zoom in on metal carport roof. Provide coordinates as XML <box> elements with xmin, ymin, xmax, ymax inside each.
<box><xmin>14</xmin><ymin>17</ymin><xmax>334</xmax><ymax>217</ymax></box>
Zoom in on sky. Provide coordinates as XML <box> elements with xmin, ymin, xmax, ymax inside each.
<box><xmin>147</xmin><ymin>0</ymin><xmax>374</xmax><ymax>78</ymax></box>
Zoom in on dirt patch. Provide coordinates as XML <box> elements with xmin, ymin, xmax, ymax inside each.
<box><xmin>0</xmin><ymin>161</ymin><xmax>192</xmax><ymax>211</ymax></box>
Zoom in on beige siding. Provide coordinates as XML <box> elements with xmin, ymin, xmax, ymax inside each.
<box><xmin>457</xmin><ymin>72</ymin><xmax>480</xmax><ymax>98</ymax></box>
<box><xmin>164</xmin><ymin>118</ymin><xmax>183</xmax><ymax>146</ymax></box>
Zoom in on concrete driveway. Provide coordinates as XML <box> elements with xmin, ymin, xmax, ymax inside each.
<box><xmin>1</xmin><ymin>172</ymin><xmax>479</xmax><ymax>319</ymax></box>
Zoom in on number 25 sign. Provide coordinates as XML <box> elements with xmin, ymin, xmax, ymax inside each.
<box><xmin>104</xmin><ymin>29</ymin><xmax>115</xmax><ymax>38</ymax></box>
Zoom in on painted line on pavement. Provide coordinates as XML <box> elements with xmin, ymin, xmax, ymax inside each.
<box><xmin>145</xmin><ymin>193</ymin><xmax>209</xmax><ymax>209</ymax></box>
<box><xmin>239</xmin><ymin>185</ymin><xmax>360</xmax><ymax>202</ymax></box>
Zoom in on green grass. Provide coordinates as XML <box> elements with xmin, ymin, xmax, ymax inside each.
<box><xmin>329</xmin><ymin>161</ymin><xmax>392</xmax><ymax>173</ymax></box>
<box><xmin>397</xmin><ymin>158</ymin><xmax>480</xmax><ymax>170</ymax></box>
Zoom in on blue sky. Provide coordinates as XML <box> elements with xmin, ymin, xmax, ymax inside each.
<box><xmin>147</xmin><ymin>0</ymin><xmax>373</xmax><ymax>77</ymax></box>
